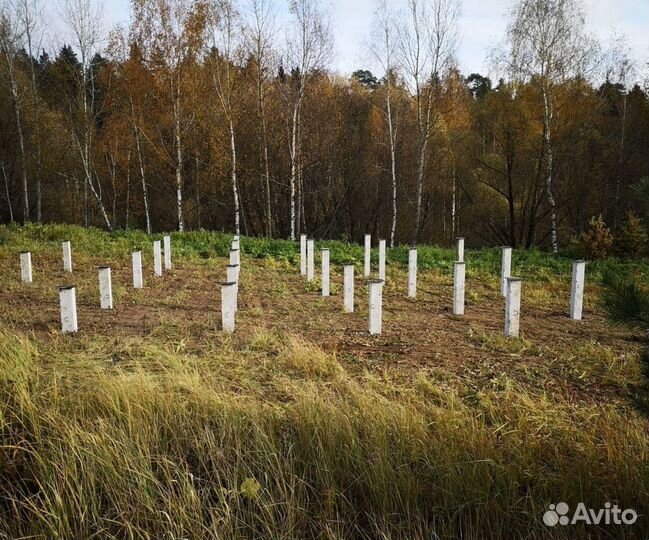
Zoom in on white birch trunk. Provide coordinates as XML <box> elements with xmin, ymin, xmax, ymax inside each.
<box><xmin>229</xmin><ymin>119</ymin><xmax>240</xmax><ymax>235</ymax></box>
<box><xmin>387</xmin><ymin>85</ymin><xmax>397</xmax><ymax>248</ymax></box>
<box><xmin>132</xmin><ymin>111</ymin><xmax>151</xmax><ymax>234</ymax></box>
<box><xmin>542</xmin><ymin>88</ymin><xmax>558</xmax><ymax>253</ymax></box>
<box><xmin>289</xmin><ymin>104</ymin><xmax>300</xmax><ymax>241</ymax></box>
<box><xmin>2</xmin><ymin>51</ymin><xmax>29</xmax><ymax>221</ymax></box>
<box><xmin>173</xmin><ymin>90</ymin><xmax>184</xmax><ymax>232</ymax></box>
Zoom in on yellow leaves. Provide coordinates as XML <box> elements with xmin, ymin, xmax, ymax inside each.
<box><xmin>239</xmin><ymin>477</ymin><xmax>262</xmax><ymax>500</ymax></box>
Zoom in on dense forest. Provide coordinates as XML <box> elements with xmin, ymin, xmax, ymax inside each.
<box><xmin>1</xmin><ymin>0</ymin><xmax>648</xmax><ymax>250</ymax></box>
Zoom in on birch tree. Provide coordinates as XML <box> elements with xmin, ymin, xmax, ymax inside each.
<box><xmin>398</xmin><ymin>0</ymin><xmax>459</xmax><ymax>245</ymax></box>
<box><xmin>369</xmin><ymin>0</ymin><xmax>399</xmax><ymax>247</ymax></box>
<box><xmin>605</xmin><ymin>33</ymin><xmax>635</xmax><ymax>228</ymax></box>
<box><xmin>108</xmin><ymin>28</ymin><xmax>154</xmax><ymax>233</ymax></box>
<box><xmin>505</xmin><ymin>0</ymin><xmax>598</xmax><ymax>252</ymax></box>
<box><xmin>16</xmin><ymin>0</ymin><xmax>44</xmax><ymax>221</ymax></box>
<box><xmin>0</xmin><ymin>2</ymin><xmax>29</xmax><ymax>221</ymax></box>
<box><xmin>207</xmin><ymin>0</ymin><xmax>242</xmax><ymax>234</ymax></box>
<box><xmin>243</xmin><ymin>0</ymin><xmax>274</xmax><ymax>236</ymax></box>
<box><xmin>281</xmin><ymin>0</ymin><xmax>332</xmax><ymax>240</ymax></box>
<box><xmin>60</xmin><ymin>0</ymin><xmax>112</xmax><ymax>230</ymax></box>
<box><xmin>132</xmin><ymin>0</ymin><xmax>208</xmax><ymax>232</ymax></box>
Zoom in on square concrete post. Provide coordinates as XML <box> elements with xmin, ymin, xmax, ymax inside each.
<box><xmin>343</xmin><ymin>264</ymin><xmax>354</xmax><ymax>312</ymax></box>
<box><xmin>98</xmin><ymin>266</ymin><xmax>113</xmax><ymax>309</ymax></box>
<box><xmin>153</xmin><ymin>241</ymin><xmax>162</xmax><ymax>277</ymax></box>
<box><xmin>364</xmin><ymin>234</ymin><xmax>371</xmax><ymax>277</ymax></box>
<box><xmin>378</xmin><ymin>239</ymin><xmax>387</xmax><ymax>281</ymax></box>
<box><xmin>229</xmin><ymin>250</ymin><xmax>241</xmax><ymax>281</ymax></box>
<box><xmin>132</xmin><ymin>251</ymin><xmax>143</xmax><ymax>289</ymax></box>
<box><xmin>227</xmin><ymin>264</ymin><xmax>240</xmax><ymax>311</ymax></box>
<box><xmin>220</xmin><ymin>281</ymin><xmax>237</xmax><ymax>333</ymax></box>
<box><xmin>457</xmin><ymin>237</ymin><xmax>465</xmax><ymax>263</ymax></box>
<box><xmin>501</xmin><ymin>247</ymin><xmax>512</xmax><ymax>296</ymax></box>
<box><xmin>300</xmin><ymin>234</ymin><xmax>307</xmax><ymax>276</ymax></box>
<box><xmin>505</xmin><ymin>277</ymin><xmax>522</xmax><ymax>337</ymax></box>
<box><xmin>368</xmin><ymin>279</ymin><xmax>384</xmax><ymax>335</ymax></box>
<box><xmin>453</xmin><ymin>261</ymin><xmax>466</xmax><ymax>316</ymax></box>
<box><xmin>306</xmin><ymin>239</ymin><xmax>315</xmax><ymax>281</ymax></box>
<box><xmin>20</xmin><ymin>251</ymin><xmax>32</xmax><ymax>283</ymax></box>
<box><xmin>321</xmin><ymin>249</ymin><xmax>330</xmax><ymax>296</ymax></box>
<box><xmin>570</xmin><ymin>260</ymin><xmax>586</xmax><ymax>320</ymax></box>
<box><xmin>163</xmin><ymin>235</ymin><xmax>172</xmax><ymax>270</ymax></box>
<box><xmin>408</xmin><ymin>248</ymin><xmax>417</xmax><ymax>298</ymax></box>
<box><xmin>232</xmin><ymin>235</ymin><xmax>240</xmax><ymax>252</ymax></box>
<box><xmin>229</xmin><ymin>249</ymin><xmax>241</xmax><ymax>265</ymax></box>
<box><xmin>59</xmin><ymin>285</ymin><xmax>78</xmax><ymax>333</ymax></box>
<box><xmin>62</xmin><ymin>240</ymin><xmax>72</xmax><ymax>272</ymax></box>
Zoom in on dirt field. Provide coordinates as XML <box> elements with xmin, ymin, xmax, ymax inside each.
<box><xmin>1</xmin><ymin>246</ymin><xmax>643</xmax><ymax>405</ymax></box>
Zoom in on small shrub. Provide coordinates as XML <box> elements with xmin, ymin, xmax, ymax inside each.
<box><xmin>575</xmin><ymin>215</ymin><xmax>614</xmax><ymax>260</ymax></box>
<box><xmin>615</xmin><ymin>212</ymin><xmax>648</xmax><ymax>258</ymax></box>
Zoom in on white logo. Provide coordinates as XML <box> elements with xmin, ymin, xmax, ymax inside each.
<box><xmin>544</xmin><ymin>502</ymin><xmax>638</xmax><ymax>526</ymax></box>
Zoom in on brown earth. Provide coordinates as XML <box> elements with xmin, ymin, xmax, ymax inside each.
<box><xmin>0</xmin><ymin>249</ymin><xmax>644</xmax><ymax>405</ymax></box>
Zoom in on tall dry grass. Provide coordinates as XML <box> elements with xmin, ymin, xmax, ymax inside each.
<box><xmin>1</xmin><ymin>330</ymin><xmax>648</xmax><ymax>539</ymax></box>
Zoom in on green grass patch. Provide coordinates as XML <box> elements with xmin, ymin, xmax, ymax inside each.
<box><xmin>3</xmin><ymin>223</ymin><xmax>648</xmax><ymax>282</ymax></box>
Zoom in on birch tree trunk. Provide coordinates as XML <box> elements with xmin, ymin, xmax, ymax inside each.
<box><xmin>258</xmin><ymin>71</ymin><xmax>272</xmax><ymax>236</ymax></box>
<box><xmin>289</xmin><ymin>103</ymin><xmax>300</xmax><ymax>241</ymax></box>
<box><xmin>1</xmin><ymin>162</ymin><xmax>14</xmax><ymax>222</ymax></box>
<box><xmin>542</xmin><ymin>87</ymin><xmax>558</xmax><ymax>253</ymax></box>
<box><xmin>246</xmin><ymin>0</ymin><xmax>275</xmax><ymax>237</ymax></box>
<box><xmin>20</xmin><ymin>0</ymin><xmax>43</xmax><ymax>221</ymax></box>
<box><xmin>283</xmin><ymin>0</ymin><xmax>332</xmax><ymax>239</ymax></box>
<box><xmin>400</xmin><ymin>0</ymin><xmax>458</xmax><ymax>245</ymax></box>
<box><xmin>505</xmin><ymin>0</ymin><xmax>597</xmax><ymax>252</ymax></box>
<box><xmin>208</xmin><ymin>0</ymin><xmax>242</xmax><ymax>235</ymax></box>
<box><xmin>133</xmin><ymin>117</ymin><xmax>151</xmax><ymax>234</ymax></box>
<box><xmin>194</xmin><ymin>154</ymin><xmax>201</xmax><ymax>229</ymax></box>
<box><xmin>0</xmin><ymin>25</ymin><xmax>29</xmax><ymax>222</ymax></box>
<box><xmin>229</xmin><ymin>118</ymin><xmax>241</xmax><ymax>235</ymax></box>
<box><xmin>613</xmin><ymin>92</ymin><xmax>627</xmax><ymax>228</ymax></box>
<box><xmin>413</xmin><ymin>140</ymin><xmax>426</xmax><ymax>244</ymax></box>
<box><xmin>82</xmin><ymin>63</ymin><xmax>111</xmax><ymax>230</ymax></box>
<box><xmin>386</xmin><ymin>78</ymin><xmax>398</xmax><ymax>247</ymax></box>
<box><xmin>61</xmin><ymin>0</ymin><xmax>111</xmax><ymax>229</ymax></box>
<box><xmin>76</xmin><ymin>132</ymin><xmax>112</xmax><ymax>230</ymax></box>
<box><xmin>373</xmin><ymin>0</ymin><xmax>399</xmax><ymax>247</ymax></box>
<box><xmin>173</xmin><ymin>88</ymin><xmax>184</xmax><ymax>232</ymax></box>
<box><xmin>412</xmin><ymin>89</ymin><xmax>431</xmax><ymax>245</ymax></box>
<box><xmin>125</xmin><ymin>148</ymin><xmax>131</xmax><ymax>229</ymax></box>
<box><xmin>6</xmin><ymin>60</ymin><xmax>29</xmax><ymax>221</ymax></box>
<box><xmin>107</xmin><ymin>150</ymin><xmax>117</xmax><ymax>226</ymax></box>
<box><xmin>451</xmin><ymin>166</ymin><xmax>456</xmax><ymax>238</ymax></box>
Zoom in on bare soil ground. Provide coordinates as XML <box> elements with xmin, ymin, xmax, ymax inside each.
<box><xmin>0</xmin><ymin>249</ymin><xmax>644</xmax><ymax>405</ymax></box>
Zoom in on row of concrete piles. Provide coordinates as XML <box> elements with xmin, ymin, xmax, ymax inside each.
<box><xmin>19</xmin><ymin>234</ymin><xmax>585</xmax><ymax>338</ymax></box>
<box><xmin>20</xmin><ymin>236</ymin><xmax>173</xmax><ymax>333</ymax></box>
<box><xmin>299</xmin><ymin>234</ymin><xmax>587</xmax><ymax>338</ymax></box>
<box><xmin>20</xmin><ymin>234</ymin><xmax>244</xmax><ymax>335</ymax></box>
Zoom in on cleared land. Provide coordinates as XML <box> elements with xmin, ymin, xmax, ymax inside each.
<box><xmin>1</xmin><ymin>224</ymin><xmax>649</xmax><ymax>539</ymax></box>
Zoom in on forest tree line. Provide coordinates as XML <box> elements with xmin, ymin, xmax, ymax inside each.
<box><xmin>1</xmin><ymin>0</ymin><xmax>648</xmax><ymax>250</ymax></box>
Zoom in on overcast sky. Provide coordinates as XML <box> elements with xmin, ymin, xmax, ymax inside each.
<box><xmin>54</xmin><ymin>0</ymin><xmax>649</xmax><ymax>80</ymax></box>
